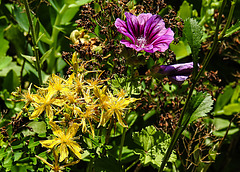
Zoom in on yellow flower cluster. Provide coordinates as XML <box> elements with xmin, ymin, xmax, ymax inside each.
<box><xmin>18</xmin><ymin>53</ymin><xmax>138</xmax><ymax>165</ymax></box>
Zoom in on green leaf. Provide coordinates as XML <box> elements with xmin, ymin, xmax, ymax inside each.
<box><xmin>224</xmin><ymin>20</ymin><xmax>240</xmax><ymax>38</ymax></box>
<box><xmin>223</xmin><ymin>103</ymin><xmax>240</xmax><ymax>115</ymax></box>
<box><xmin>39</xmin><ymin>47</ymin><xmax>53</xmax><ymax>67</ymax></box>
<box><xmin>3</xmin><ymin>150</ymin><xmax>12</xmax><ymax>171</ymax></box>
<box><xmin>183</xmin><ymin>92</ymin><xmax>213</xmax><ymax>125</ymax></box>
<box><xmin>94</xmin><ymin>24</ymin><xmax>100</xmax><ymax>37</ymax></box>
<box><xmin>60</xmin><ymin>7</ymin><xmax>79</xmax><ymax>25</ymax></box>
<box><xmin>21</xmin><ymin>54</ymin><xmax>35</xmax><ymax>66</ymax></box>
<box><xmin>3</xmin><ymin>70</ymin><xmax>20</xmax><ymax>92</ymax></box>
<box><xmin>35</xmin><ymin>18</ymin><xmax>40</xmax><ymax>38</ymax></box>
<box><xmin>0</xmin><ymin>25</ymin><xmax>9</xmax><ymax>58</ymax></box>
<box><xmin>183</xmin><ymin>18</ymin><xmax>203</xmax><ymax>59</ymax></box>
<box><xmin>170</xmin><ymin>39</ymin><xmax>191</xmax><ymax>60</ymax></box>
<box><xmin>68</xmin><ymin>0</ymin><xmax>93</xmax><ymax>8</ymax></box>
<box><xmin>13</xmin><ymin>6</ymin><xmax>29</xmax><ymax>32</ymax></box>
<box><xmin>132</xmin><ymin>125</ymin><xmax>176</xmax><ymax>169</ymax></box>
<box><xmin>143</xmin><ymin>109</ymin><xmax>156</xmax><ymax>121</ymax></box>
<box><xmin>28</xmin><ymin>121</ymin><xmax>47</xmax><ymax>135</ymax></box>
<box><xmin>214</xmin><ymin>84</ymin><xmax>235</xmax><ymax>112</ymax></box>
<box><xmin>0</xmin><ymin>56</ymin><xmax>12</xmax><ymax>70</ymax></box>
<box><xmin>213</xmin><ymin>118</ymin><xmax>239</xmax><ymax>137</ymax></box>
<box><xmin>4</xmin><ymin>24</ymin><xmax>25</xmax><ymax>56</ymax></box>
<box><xmin>177</xmin><ymin>1</ymin><xmax>192</xmax><ymax>20</ymax></box>
<box><xmin>14</xmin><ymin>152</ymin><xmax>23</xmax><ymax>162</ymax></box>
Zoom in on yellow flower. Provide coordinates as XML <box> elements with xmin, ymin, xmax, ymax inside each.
<box><xmin>98</xmin><ymin>89</ymin><xmax>138</xmax><ymax>127</ymax></box>
<box><xmin>40</xmin><ymin>121</ymin><xmax>82</xmax><ymax>162</ymax></box>
<box><xmin>48</xmin><ymin>74</ymin><xmax>69</xmax><ymax>95</ymax></box>
<box><xmin>30</xmin><ymin>91</ymin><xmax>56</xmax><ymax>120</ymax></box>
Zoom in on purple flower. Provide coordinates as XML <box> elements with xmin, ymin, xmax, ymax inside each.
<box><xmin>115</xmin><ymin>12</ymin><xmax>174</xmax><ymax>53</ymax></box>
<box><xmin>158</xmin><ymin>62</ymin><xmax>194</xmax><ymax>85</ymax></box>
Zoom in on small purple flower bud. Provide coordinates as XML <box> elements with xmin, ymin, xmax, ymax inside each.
<box><xmin>158</xmin><ymin>62</ymin><xmax>194</xmax><ymax>85</ymax></box>
<box><xmin>115</xmin><ymin>12</ymin><xmax>174</xmax><ymax>53</ymax></box>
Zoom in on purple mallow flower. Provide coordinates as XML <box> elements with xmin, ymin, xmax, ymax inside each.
<box><xmin>115</xmin><ymin>12</ymin><xmax>174</xmax><ymax>53</ymax></box>
<box><xmin>158</xmin><ymin>62</ymin><xmax>194</xmax><ymax>85</ymax></box>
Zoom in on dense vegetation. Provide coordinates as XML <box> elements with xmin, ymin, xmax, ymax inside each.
<box><xmin>0</xmin><ymin>0</ymin><xmax>240</xmax><ymax>171</ymax></box>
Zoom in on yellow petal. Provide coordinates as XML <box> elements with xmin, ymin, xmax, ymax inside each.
<box><xmin>45</xmin><ymin>105</ymin><xmax>54</xmax><ymax>121</ymax></box>
<box><xmin>49</xmin><ymin>121</ymin><xmax>64</xmax><ymax>138</ymax></box>
<box><xmin>67</xmin><ymin>141</ymin><xmax>82</xmax><ymax>160</ymax></box>
<box><xmin>59</xmin><ymin>143</ymin><xmax>68</xmax><ymax>162</ymax></box>
<box><xmin>115</xmin><ymin>109</ymin><xmax>127</xmax><ymax>127</ymax></box>
<box><xmin>29</xmin><ymin>105</ymin><xmax>45</xmax><ymax>119</ymax></box>
<box><xmin>40</xmin><ymin>138</ymin><xmax>61</xmax><ymax>149</ymax></box>
<box><xmin>66</xmin><ymin>123</ymin><xmax>79</xmax><ymax>139</ymax></box>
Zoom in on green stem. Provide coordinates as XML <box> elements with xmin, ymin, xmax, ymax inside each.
<box><xmin>48</xmin><ymin>4</ymin><xmax>68</xmax><ymax>73</ymax></box>
<box><xmin>23</xmin><ymin>0</ymin><xmax>42</xmax><ymax>85</ymax></box>
<box><xmin>119</xmin><ymin>66</ymin><xmax>134</xmax><ymax>161</ymax></box>
<box><xmin>158</xmin><ymin>0</ymin><xmax>228</xmax><ymax>171</ymax></box>
<box><xmin>119</xmin><ymin>127</ymin><xmax>127</xmax><ymax>161</ymax></box>
<box><xmin>218</xmin><ymin>0</ymin><xmax>237</xmax><ymax>40</ymax></box>
<box><xmin>125</xmin><ymin>159</ymin><xmax>140</xmax><ymax>172</ymax></box>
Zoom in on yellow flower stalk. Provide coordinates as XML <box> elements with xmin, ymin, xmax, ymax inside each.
<box><xmin>40</xmin><ymin>121</ymin><xmax>82</xmax><ymax>162</ymax></box>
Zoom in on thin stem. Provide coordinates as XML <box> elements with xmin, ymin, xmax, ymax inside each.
<box><xmin>119</xmin><ymin>127</ymin><xmax>127</xmax><ymax>161</ymax></box>
<box><xmin>23</xmin><ymin>0</ymin><xmax>42</xmax><ymax>85</ymax></box>
<box><xmin>158</xmin><ymin>0</ymin><xmax>228</xmax><ymax>171</ymax></box>
<box><xmin>119</xmin><ymin>66</ymin><xmax>134</xmax><ymax>161</ymax></box>
<box><xmin>218</xmin><ymin>0</ymin><xmax>237</xmax><ymax>40</ymax></box>
<box><xmin>125</xmin><ymin>159</ymin><xmax>140</xmax><ymax>172</ymax></box>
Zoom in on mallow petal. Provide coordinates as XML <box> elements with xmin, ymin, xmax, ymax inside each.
<box><xmin>120</xmin><ymin>40</ymin><xmax>142</xmax><ymax>51</ymax></box>
<box><xmin>125</xmin><ymin>12</ymin><xmax>140</xmax><ymax>38</ymax></box>
<box><xmin>137</xmin><ymin>13</ymin><xmax>152</xmax><ymax>34</ymax></box>
<box><xmin>115</xmin><ymin>18</ymin><xmax>135</xmax><ymax>42</ymax></box>
<box><xmin>169</xmin><ymin>75</ymin><xmax>189</xmax><ymax>85</ymax></box>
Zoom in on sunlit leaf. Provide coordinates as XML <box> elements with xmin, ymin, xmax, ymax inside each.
<box><xmin>177</xmin><ymin>1</ymin><xmax>192</xmax><ymax>20</ymax></box>
<box><xmin>183</xmin><ymin>92</ymin><xmax>213</xmax><ymax>125</ymax></box>
<box><xmin>224</xmin><ymin>20</ymin><xmax>240</xmax><ymax>38</ymax></box>
<box><xmin>223</xmin><ymin>103</ymin><xmax>240</xmax><ymax>115</ymax></box>
<box><xmin>132</xmin><ymin>125</ymin><xmax>176</xmax><ymax>169</ymax></box>
<box><xmin>0</xmin><ymin>56</ymin><xmax>12</xmax><ymax>70</ymax></box>
<box><xmin>183</xmin><ymin>18</ymin><xmax>203</xmax><ymax>59</ymax></box>
<box><xmin>170</xmin><ymin>39</ymin><xmax>191</xmax><ymax>60</ymax></box>
<box><xmin>68</xmin><ymin>0</ymin><xmax>93</xmax><ymax>8</ymax></box>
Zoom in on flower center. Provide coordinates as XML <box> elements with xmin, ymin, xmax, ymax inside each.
<box><xmin>136</xmin><ymin>37</ymin><xmax>147</xmax><ymax>48</ymax></box>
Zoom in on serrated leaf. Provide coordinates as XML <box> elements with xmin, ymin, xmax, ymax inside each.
<box><xmin>183</xmin><ymin>92</ymin><xmax>213</xmax><ymax>125</ymax></box>
<box><xmin>132</xmin><ymin>125</ymin><xmax>176</xmax><ymax>169</ymax></box>
<box><xmin>224</xmin><ymin>20</ymin><xmax>240</xmax><ymax>38</ymax></box>
<box><xmin>183</xmin><ymin>18</ymin><xmax>203</xmax><ymax>59</ymax></box>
